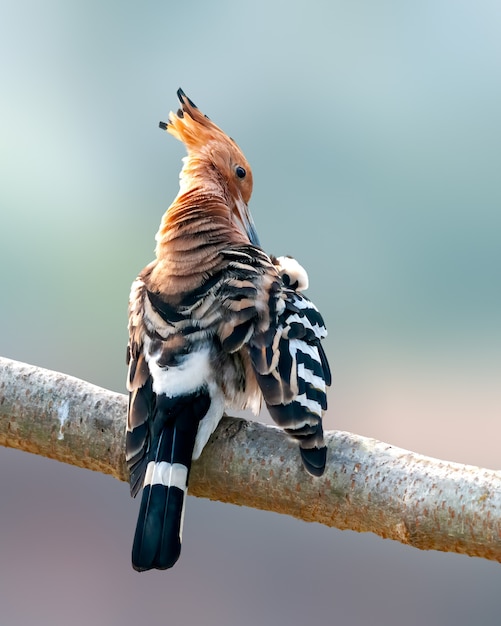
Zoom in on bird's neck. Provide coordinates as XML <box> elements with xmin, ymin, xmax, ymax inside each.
<box><xmin>156</xmin><ymin>186</ymin><xmax>231</xmax><ymax>246</ymax></box>
<box><xmin>149</xmin><ymin>186</ymin><xmax>247</xmax><ymax>300</ymax></box>
<box><xmin>178</xmin><ymin>156</ymin><xmax>221</xmax><ymax>196</ymax></box>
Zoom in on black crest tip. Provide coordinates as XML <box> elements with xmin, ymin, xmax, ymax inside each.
<box><xmin>159</xmin><ymin>120</ymin><xmax>168</xmax><ymax>131</ymax></box>
<box><xmin>177</xmin><ymin>87</ymin><xmax>197</xmax><ymax>109</ymax></box>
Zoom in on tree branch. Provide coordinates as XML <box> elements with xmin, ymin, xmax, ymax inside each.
<box><xmin>1</xmin><ymin>355</ymin><xmax>500</xmax><ymax>562</ymax></box>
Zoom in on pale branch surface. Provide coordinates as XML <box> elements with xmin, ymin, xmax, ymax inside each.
<box><xmin>0</xmin><ymin>356</ymin><xmax>500</xmax><ymax>562</ymax></box>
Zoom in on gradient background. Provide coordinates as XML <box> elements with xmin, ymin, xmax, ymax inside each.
<box><xmin>1</xmin><ymin>1</ymin><xmax>501</xmax><ymax>624</ymax></box>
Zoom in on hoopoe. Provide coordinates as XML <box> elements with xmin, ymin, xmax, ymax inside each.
<box><xmin>126</xmin><ymin>89</ymin><xmax>331</xmax><ymax>571</ymax></box>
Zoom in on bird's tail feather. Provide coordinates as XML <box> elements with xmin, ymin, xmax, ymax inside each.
<box><xmin>132</xmin><ymin>390</ymin><xmax>210</xmax><ymax>571</ymax></box>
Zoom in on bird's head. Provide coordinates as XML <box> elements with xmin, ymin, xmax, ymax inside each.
<box><xmin>160</xmin><ymin>89</ymin><xmax>259</xmax><ymax>246</ymax></box>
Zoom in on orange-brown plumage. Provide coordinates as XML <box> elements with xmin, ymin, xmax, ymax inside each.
<box><xmin>126</xmin><ymin>89</ymin><xmax>331</xmax><ymax>572</ymax></box>
<box><xmin>149</xmin><ymin>90</ymin><xmax>257</xmax><ymax>300</ymax></box>
<box><xmin>164</xmin><ymin>91</ymin><xmax>253</xmax><ymax>202</ymax></box>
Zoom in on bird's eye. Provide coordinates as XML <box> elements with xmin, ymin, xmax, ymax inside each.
<box><xmin>235</xmin><ymin>166</ymin><xmax>246</xmax><ymax>179</ymax></box>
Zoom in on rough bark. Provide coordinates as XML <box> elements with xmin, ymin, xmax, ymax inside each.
<box><xmin>1</xmin><ymin>356</ymin><xmax>500</xmax><ymax>562</ymax></box>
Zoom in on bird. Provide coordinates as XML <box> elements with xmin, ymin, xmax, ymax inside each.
<box><xmin>126</xmin><ymin>88</ymin><xmax>331</xmax><ymax>571</ymax></box>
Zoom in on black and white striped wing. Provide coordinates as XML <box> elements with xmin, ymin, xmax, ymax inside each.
<box><xmin>249</xmin><ymin>289</ymin><xmax>331</xmax><ymax>476</ymax></box>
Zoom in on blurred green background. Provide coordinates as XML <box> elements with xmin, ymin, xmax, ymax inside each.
<box><xmin>1</xmin><ymin>1</ymin><xmax>500</xmax><ymax>624</ymax></box>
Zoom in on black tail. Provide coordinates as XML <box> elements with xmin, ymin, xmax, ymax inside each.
<box><xmin>131</xmin><ymin>390</ymin><xmax>210</xmax><ymax>571</ymax></box>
